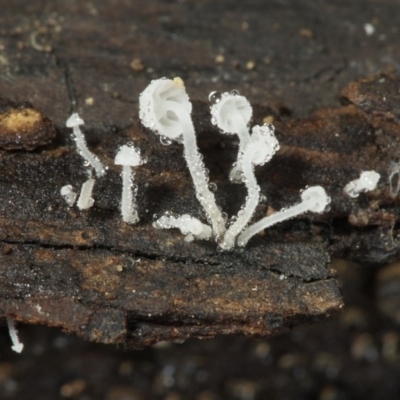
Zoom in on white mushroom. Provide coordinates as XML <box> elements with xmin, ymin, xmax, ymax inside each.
<box><xmin>210</xmin><ymin>91</ymin><xmax>252</xmax><ymax>183</ymax></box>
<box><xmin>220</xmin><ymin>124</ymin><xmax>280</xmax><ymax>250</ymax></box>
<box><xmin>114</xmin><ymin>144</ymin><xmax>143</xmax><ymax>224</ymax></box>
<box><xmin>66</xmin><ymin>113</ymin><xmax>106</xmax><ymax>178</ymax></box>
<box><xmin>344</xmin><ymin>170</ymin><xmax>380</xmax><ymax>198</ymax></box>
<box><xmin>139</xmin><ymin>78</ymin><xmax>225</xmax><ymax>239</ymax></box>
<box><xmin>237</xmin><ymin>186</ymin><xmax>331</xmax><ymax>247</ymax></box>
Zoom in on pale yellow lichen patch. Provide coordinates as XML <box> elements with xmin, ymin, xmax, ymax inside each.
<box><xmin>0</xmin><ymin>108</ymin><xmax>42</xmax><ymax>133</ymax></box>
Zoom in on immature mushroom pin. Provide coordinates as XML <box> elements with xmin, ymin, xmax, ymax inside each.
<box><xmin>114</xmin><ymin>144</ymin><xmax>143</xmax><ymax>224</ymax></box>
<box><xmin>344</xmin><ymin>170</ymin><xmax>380</xmax><ymax>198</ymax></box>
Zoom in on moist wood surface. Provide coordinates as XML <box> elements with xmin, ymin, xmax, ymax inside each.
<box><xmin>0</xmin><ymin>0</ymin><xmax>400</xmax><ymax>347</ymax></box>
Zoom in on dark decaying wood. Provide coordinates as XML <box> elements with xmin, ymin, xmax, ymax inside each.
<box><xmin>0</xmin><ymin>0</ymin><xmax>400</xmax><ymax>347</ymax></box>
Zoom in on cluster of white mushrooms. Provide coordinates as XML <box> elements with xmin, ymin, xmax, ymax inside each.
<box><xmin>58</xmin><ymin>77</ymin><xmax>382</xmax><ymax>252</ymax></box>
<box><xmin>8</xmin><ymin>77</ymin><xmax>383</xmax><ymax>354</ymax></box>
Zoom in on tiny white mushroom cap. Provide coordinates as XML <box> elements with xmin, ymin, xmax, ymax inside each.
<box><xmin>210</xmin><ymin>92</ymin><xmax>252</xmax><ymax>133</ymax></box>
<box><xmin>301</xmin><ymin>186</ymin><xmax>331</xmax><ymax>213</ymax></box>
<box><xmin>66</xmin><ymin>112</ymin><xmax>84</xmax><ymax>128</ymax></box>
<box><xmin>359</xmin><ymin>170</ymin><xmax>380</xmax><ymax>191</ymax></box>
<box><xmin>115</xmin><ymin>145</ymin><xmax>142</xmax><ymax>166</ymax></box>
<box><xmin>139</xmin><ymin>77</ymin><xmax>192</xmax><ymax>140</ymax></box>
<box><xmin>249</xmin><ymin>124</ymin><xmax>280</xmax><ymax>165</ymax></box>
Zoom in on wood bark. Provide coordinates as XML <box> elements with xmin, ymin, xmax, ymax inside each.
<box><xmin>0</xmin><ymin>0</ymin><xmax>399</xmax><ymax>346</ymax></box>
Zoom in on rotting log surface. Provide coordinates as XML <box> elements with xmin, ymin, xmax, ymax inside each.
<box><xmin>0</xmin><ymin>0</ymin><xmax>400</xmax><ymax>347</ymax></box>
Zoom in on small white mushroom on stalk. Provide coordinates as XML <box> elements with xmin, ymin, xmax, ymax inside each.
<box><xmin>66</xmin><ymin>113</ymin><xmax>106</xmax><ymax>178</ymax></box>
<box><xmin>210</xmin><ymin>91</ymin><xmax>252</xmax><ymax>183</ymax></box>
<box><xmin>220</xmin><ymin>124</ymin><xmax>280</xmax><ymax>250</ymax></box>
<box><xmin>237</xmin><ymin>186</ymin><xmax>331</xmax><ymax>247</ymax></box>
<box><xmin>7</xmin><ymin>317</ymin><xmax>23</xmax><ymax>353</ymax></box>
<box><xmin>344</xmin><ymin>170</ymin><xmax>381</xmax><ymax>198</ymax></box>
<box><xmin>114</xmin><ymin>144</ymin><xmax>143</xmax><ymax>224</ymax></box>
<box><xmin>153</xmin><ymin>213</ymin><xmax>212</xmax><ymax>242</ymax></box>
<box><xmin>139</xmin><ymin>77</ymin><xmax>226</xmax><ymax>239</ymax></box>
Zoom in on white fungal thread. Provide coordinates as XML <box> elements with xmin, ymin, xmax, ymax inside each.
<box><xmin>237</xmin><ymin>186</ymin><xmax>331</xmax><ymax>247</ymax></box>
<box><xmin>344</xmin><ymin>170</ymin><xmax>380</xmax><ymax>198</ymax></box>
<box><xmin>115</xmin><ymin>144</ymin><xmax>144</xmax><ymax>224</ymax></box>
<box><xmin>66</xmin><ymin>113</ymin><xmax>106</xmax><ymax>178</ymax></box>
<box><xmin>60</xmin><ymin>185</ymin><xmax>77</xmax><ymax>207</ymax></box>
<box><xmin>139</xmin><ymin>77</ymin><xmax>225</xmax><ymax>239</ymax></box>
<box><xmin>153</xmin><ymin>213</ymin><xmax>212</xmax><ymax>242</ymax></box>
<box><xmin>77</xmin><ymin>177</ymin><xmax>95</xmax><ymax>210</ymax></box>
<box><xmin>7</xmin><ymin>317</ymin><xmax>24</xmax><ymax>353</ymax></box>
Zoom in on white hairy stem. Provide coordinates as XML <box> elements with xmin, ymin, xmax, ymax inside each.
<box><xmin>73</xmin><ymin>125</ymin><xmax>105</xmax><ymax>178</ymax></box>
<box><xmin>237</xmin><ymin>186</ymin><xmax>330</xmax><ymax>247</ymax></box>
<box><xmin>7</xmin><ymin>317</ymin><xmax>23</xmax><ymax>353</ymax></box>
<box><xmin>77</xmin><ymin>177</ymin><xmax>95</xmax><ymax>210</ymax></box>
<box><xmin>221</xmin><ymin>124</ymin><xmax>260</xmax><ymax>250</ymax></box>
<box><xmin>229</xmin><ymin>124</ymin><xmax>251</xmax><ymax>182</ymax></box>
<box><xmin>121</xmin><ymin>165</ymin><xmax>139</xmax><ymax>223</ymax></box>
<box><xmin>169</xmin><ymin>103</ymin><xmax>226</xmax><ymax>238</ymax></box>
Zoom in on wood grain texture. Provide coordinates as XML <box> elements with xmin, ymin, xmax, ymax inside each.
<box><xmin>0</xmin><ymin>0</ymin><xmax>399</xmax><ymax>346</ymax></box>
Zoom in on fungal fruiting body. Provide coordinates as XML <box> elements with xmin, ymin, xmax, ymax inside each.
<box><xmin>140</xmin><ymin>77</ymin><xmax>331</xmax><ymax>250</ymax></box>
<box><xmin>77</xmin><ymin>176</ymin><xmax>95</xmax><ymax>210</ymax></box>
<box><xmin>139</xmin><ymin>77</ymin><xmax>225</xmax><ymax>239</ymax></box>
<box><xmin>114</xmin><ymin>144</ymin><xmax>144</xmax><ymax>224</ymax></box>
<box><xmin>7</xmin><ymin>317</ymin><xmax>23</xmax><ymax>353</ymax></box>
<box><xmin>344</xmin><ymin>170</ymin><xmax>380</xmax><ymax>198</ymax></box>
<box><xmin>237</xmin><ymin>186</ymin><xmax>331</xmax><ymax>247</ymax></box>
<box><xmin>66</xmin><ymin>113</ymin><xmax>107</xmax><ymax>210</ymax></box>
<box><xmin>220</xmin><ymin>124</ymin><xmax>280</xmax><ymax>249</ymax></box>
<box><xmin>153</xmin><ymin>213</ymin><xmax>212</xmax><ymax>242</ymax></box>
<box><xmin>66</xmin><ymin>113</ymin><xmax>106</xmax><ymax>178</ymax></box>
<box><xmin>60</xmin><ymin>185</ymin><xmax>77</xmax><ymax>207</ymax></box>
<box><xmin>210</xmin><ymin>91</ymin><xmax>252</xmax><ymax>183</ymax></box>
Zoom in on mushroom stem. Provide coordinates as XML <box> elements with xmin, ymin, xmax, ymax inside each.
<box><xmin>67</xmin><ymin>113</ymin><xmax>106</xmax><ymax>178</ymax></box>
<box><xmin>237</xmin><ymin>186</ymin><xmax>330</xmax><ymax>247</ymax></box>
<box><xmin>7</xmin><ymin>318</ymin><xmax>23</xmax><ymax>353</ymax></box>
<box><xmin>221</xmin><ymin>140</ymin><xmax>260</xmax><ymax>249</ymax></box>
<box><xmin>121</xmin><ymin>165</ymin><xmax>139</xmax><ymax>223</ymax></box>
<box><xmin>77</xmin><ymin>177</ymin><xmax>95</xmax><ymax>210</ymax></box>
<box><xmin>175</xmin><ymin>106</ymin><xmax>226</xmax><ymax>239</ymax></box>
